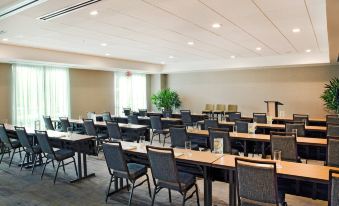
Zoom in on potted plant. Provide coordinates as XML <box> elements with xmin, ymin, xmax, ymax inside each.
<box><xmin>321</xmin><ymin>77</ymin><xmax>339</xmax><ymax>114</ymax></box>
<box><xmin>151</xmin><ymin>88</ymin><xmax>181</xmax><ymax>117</ymax></box>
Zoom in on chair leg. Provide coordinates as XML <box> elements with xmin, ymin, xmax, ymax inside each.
<box><xmin>150</xmin><ymin>133</ymin><xmax>155</xmax><ymax>145</ymax></box>
<box><xmin>195</xmin><ymin>184</ymin><xmax>200</xmax><ymax>206</ymax></box>
<box><xmin>41</xmin><ymin>159</ymin><xmax>49</xmax><ymax>180</ymax></box>
<box><xmin>62</xmin><ymin>160</ymin><xmax>66</xmax><ymax>173</ymax></box>
<box><xmin>20</xmin><ymin>152</ymin><xmax>28</xmax><ymax>171</ymax></box>
<box><xmin>0</xmin><ymin>147</ymin><xmax>5</xmax><ymax>164</ymax></box>
<box><xmin>106</xmin><ymin>175</ymin><xmax>114</xmax><ymax>203</ymax></box>
<box><xmin>128</xmin><ymin>181</ymin><xmax>135</xmax><ymax>206</ymax></box>
<box><xmin>18</xmin><ymin>147</ymin><xmax>22</xmax><ymax>160</ymax></box>
<box><xmin>72</xmin><ymin>157</ymin><xmax>78</xmax><ymax>177</ymax></box>
<box><xmin>9</xmin><ymin>148</ymin><xmax>16</xmax><ymax>167</ymax></box>
<box><xmin>151</xmin><ymin>187</ymin><xmax>157</xmax><ymax>206</ymax></box>
<box><xmin>53</xmin><ymin>161</ymin><xmax>61</xmax><ymax>184</ymax></box>
<box><xmin>32</xmin><ymin>154</ymin><xmax>38</xmax><ymax>174</ymax></box>
<box><xmin>182</xmin><ymin>192</ymin><xmax>187</xmax><ymax>206</ymax></box>
<box><xmin>51</xmin><ymin>159</ymin><xmax>55</xmax><ymax>169</ymax></box>
<box><xmin>168</xmin><ymin>189</ymin><xmax>172</xmax><ymax>203</ymax></box>
<box><xmin>158</xmin><ymin>134</ymin><xmax>161</xmax><ymax>144</ymax></box>
<box><xmin>146</xmin><ymin>174</ymin><xmax>152</xmax><ymax>198</ymax></box>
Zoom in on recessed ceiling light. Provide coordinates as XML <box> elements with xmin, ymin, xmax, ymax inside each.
<box><xmin>90</xmin><ymin>10</ymin><xmax>98</xmax><ymax>16</ymax></box>
<box><xmin>230</xmin><ymin>55</ymin><xmax>236</xmax><ymax>59</ymax></box>
<box><xmin>305</xmin><ymin>49</ymin><xmax>311</xmax><ymax>53</ymax></box>
<box><xmin>161</xmin><ymin>61</ymin><xmax>165</xmax><ymax>64</ymax></box>
<box><xmin>168</xmin><ymin>56</ymin><xmax>174</xmax><ymax>59</ymax></box>
<box><xmin>101</xmin><ymin>43</ymin><xmax>107</xmax><ymax>47</ymax></box>
<box><xmin>212</xmin><ymin>23</ymin><xmax>221</xmax><ymax>28</ymax></box>
<box><xmin>2</xmin><ymin>38</ymin><xmax>8</xmax><ymax>41</ymax></box>
<box><xmin>292</xmin><ymin>28</ymin><xmax>301</xmax><ymax>33</ymax></box>
<box><xmin>105</xmin><ymin>53</ymin><xmax>110</xmax><ymax>56</ymax></box>
<box><xmin>256</xmin><ymin>47</ymin><xmax>262</xmax><ymax>51</ymax></box>
<box><xmin>187</xmin><ymin>41</ymin><xmax>194</xmax><ymax>45</ymax></box>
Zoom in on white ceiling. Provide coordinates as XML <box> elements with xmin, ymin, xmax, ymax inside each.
<box><xmin>0</xmin><ymin>0</ymin><xmax>329</xmax><ymax>73</ymax></box>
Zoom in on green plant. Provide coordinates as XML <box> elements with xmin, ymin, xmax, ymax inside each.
<box><xmin>321</xmin><ymin>77</ymin><xmax>339</xmax><ymax>113</ymax></box>
<box><xmin>151</xmin><ymin>88</ymin><xmax>181</xmax><ymax>111</ymax></box>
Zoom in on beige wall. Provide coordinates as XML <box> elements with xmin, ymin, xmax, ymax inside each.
<box><xmin>69</xmin><ymin>69</ymin><xmax>114</xmax><ymax>118</ymax></box>
<box><xmin>167</xmin><ymin>65</ymin><xmax>339</xmax><ymax>117</ymax></box>
<box><xmin>0</xmin><ymin>63</ymin><xmax>11</xmax><ymax>123</ymax></box>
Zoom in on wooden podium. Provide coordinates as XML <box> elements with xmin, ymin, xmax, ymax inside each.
<box><xmin>264</xmin><ymin>101</ymin><xmax>283</xmax><ymax>117</ymax></box>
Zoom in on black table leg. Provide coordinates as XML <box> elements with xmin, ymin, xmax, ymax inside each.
<box><xmin>261</xmin><ymin>142</ymin><xmax>266</xmax><ymax>158</ymax></box>
<box><xmin>71</xmin><ymin>152</ymin><xmax>95</xmax><ymax>183</ymax></box>
<box><xmin>203</xmin><ymin>166</ymin><xmax>212</xmax><ymax>206</ymax></box>
<box><xmin>228</xmin><ymin>170</ymin><xmax>236</xmax><ymax>206</ymax></box>
<box><xmin>244</xmin><ymin>141</ymin><xmax>248</xmax><ymax>157</ymax></box>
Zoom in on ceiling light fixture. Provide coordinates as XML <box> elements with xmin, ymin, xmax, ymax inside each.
<box><xmin>90</xmin><ymin>10</ymin><xmax>98</xmax><ymax>16</ymax></box>
<box><xmin>101</xmin><ymin>43</ymin><xmax>107</xmax><ymax>47</ymax></box>
<box><xmin>105</xmin><ymin>53</ymin><xmax>110</xmax><ymax>56</ymax></box>
<box><xmin>169</xmin><ymin>56</ymin><xmax>174</xmax><ymax>59</ymax></box>
<box><xmin>305</xmin><ymin>49</ymin><xmax>311</xmax><ymax>53</ymax></box>
<box><xmin>212</xmin><ymin>23</ymin><xmax>221</xmax><ymax>28</ymax></box>
<box><xmin>187</xmin><ymin>41</ymin><xmax>194</xmax><ymax>45</ymax></box>
<box><xmin>161</xmin><ymin>61</ymin><xmax>165</xmax><ymax>64</ymax></box>
<box><xmin>256</xmin><ymin>47</ymin><xmax>262</xmax><ymax>51</ymax></box>
<box><xmin>230</xmin><ymin>55</ymin><xmax>235</xmax><ymax>59</ymax></box>
<box><xmin>292</xmin><ymin>28</ymin><xmax>301</xmax><ymax>33</ymax></box>
<box><xmin>2</xmin><ymin>38</ymin><xmax>8</xmax><ymax>41</ymax></box>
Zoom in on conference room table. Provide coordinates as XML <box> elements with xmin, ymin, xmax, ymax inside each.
<box><xmin>239</xmin><ymin>115</ymin><xmax>327</xmax><ymax>126</ymax></box>
<box><xmin>117</xmin><ymin>141</ymin><xmax>337</xmax><ymax>206</ymax></box>
<box><xmin>112</xmin><ymin>116</ymin><xmax>182</xmax><ymax>129</ymax></box>
<box><xmin>4</xmin><ymin>124</ymin><xmax>96</xmax><ymax>183</ymax></box>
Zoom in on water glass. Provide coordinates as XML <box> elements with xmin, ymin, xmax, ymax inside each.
<box><xmin>34</xmin><ymin>120</ymin><xmax>41</xmax><ymax>130</ymax></box>
<box><xmin>139</xmin><ymin>136</ymin><xmax>146</xmax><ymax>150</ymax></box>
<box><xmin>67</xmin><ymin>127</ymin><xmax>73</xmax><ymax>138</ymax></box>
<box><xmin>185</xmin><ymin>141</ymin><xmax>192</xmax><ymax>156</ymax></box>
<box><xmin>273</xmin><ymin>150</ymin><xmax>282</xmax><ymax>168</ymax></box>
<box><xmin>292</xmin><ymin>129</ymin><xmax>298</xmax><ymax>137</ymax></box>
<box><xmin>233</xmin><ymin>125</ymin><xmax>237</xmax><ymax>133</ymax></box>
<box><xmin>79</xmin><ymin>115</ymin><xmax>82</xmax><ymax>120</ymax></box>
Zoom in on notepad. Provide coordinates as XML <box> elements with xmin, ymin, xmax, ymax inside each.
<box><xmin>174</xmin><ymin>152</ymin><xmax>184</xmax><ymax>157</ymax></box>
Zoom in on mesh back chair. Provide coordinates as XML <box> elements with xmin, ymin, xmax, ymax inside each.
<box><xmin>128</xmin><ymin>114</ymin><xmax>139</xmax><ymax>124</ymax></box>
<box><xmin>204</xmin><ymin>119</ymin><xmax>218</xmax><ymax>130</ymax></box>
<box><xmin>270</xmin><ymin>132</ymin><xmax>300</xmax><ymax>162</ymax></box>
<box><xmin>235</xmin><ymin>121</ymin><xmax>248</xmax><ymax>133</ymax></box>
<box><xmin>253</xmin><ymin>113</ymin><xmax>267</xmax><ymax>124</ymax></box>
<box><xmin>327</xmin><ymin>115</ymin><xmax>339</xmax><ymax>125</ymax></box>
<box><xmin>285</xmin><ymin>122</ymin><xmax>306</xmax><ymax>137</ymax></box>
<box><xmin>87</xmin><ymin>112</ymin><xmax>96</xmax><ymax>119</ymax></box>
<box><xmin>228</xmin><ymin>112</ymin><xmax>241</xmax><ymax>122</ymax></box>
<box><xmin>106</xmin><ymin>121</ymin><xmax>123</xmax><ymax>141</ymax></box>
<box><xmin>59</xmin><ymin>117</ymin><xmax>72</xmax><ymax>132</ymax></box>
<box><xmin>326</xmin><ymin>136</ymin><xmax>339</xmax><ymax>167</ymax></box>
<box><xmin>150</xmin><ymin>116</ymin><xmax>169</xmax><ymax>146</ymax></box>
<box><xmin>0</xmin><ymin>124</ymin><xmax>22</xmax><ymax>167</ymax></box>
<box><xmin>227</xmin><ymin>104</ymin><xmax>238</xmax><ymax>113</ymax></box>
<box><xmin>235</xmin><ymin>158</ymin><xmax>286</xmax><ymax>206</ymax></box>
<box><xmin>83</xmin><ymin>119</ymin><xmax>108</xmax><ymax>153</ymax></box>
<box><xmin>169</xmin><ymin>125</ymin><xmax>198</xmax><ymax>150</ymax></box>
<box><xmin>180</xmin><ymin>110</ymin><xmax>193</xmax><ymax>127</ymax></box>
<box><xmin>103</xmin><ymin>142</ymin><xmax>151</xmax><ymax>204</ymax></box>
<box><xmin>146</xmin><ymin>146</ymin><xmax>200</xmax><ymax>206</ymax></box>
<box><xmin>208</xmin><ymin>128</ymin><xmax>238</xmax><ymax>155</ymax></box>
<box><xmin>15</xmin><ymin>126</ymin><xmax>42</xmax><ymax>173</ymax></box>
<box><xmin>214</xmin><ymin>104</ymin><xmax>226</xmax><ymax>119</ymax></box>
<box><xmin>327</xmin><ymin>124</ymin><xmax>339</xmax><ymax>137</ymax></box>
<box><xmin>123</xmin><ymin>108</ymin><xmax>131</xmax><ymax>116</ymax></box>
<box><xmin>329</xmin><ymin>170</ymin><xmax>339</xmax><ymax>206</ymax></box>
<box><xmin>102</xmin><ymin>112</ymin><xmax>113</xmax><ymax>122</ymax></box>
<box><xmin>293</xmin><ymin>114</ymin><xmax>309</xmax><ymax>126</ymax></box>
<box><xmin>202</xmin><ymin>104</ymin><xmax>214</xmax><ymax>118</ymax></box>
<box><xmin>43</xmin><ymin>116</ymin><xmax>55</xmax><ymax>130</ymax></box>
<box><xmin>138</xmin><ymin>109</ymin><xmax>148</xmax><ymax>117</ymax></box>
<box><xmin>35</xmin><ymin>130</ymin><xmax>77</xmax><ymax>184</ymax></box>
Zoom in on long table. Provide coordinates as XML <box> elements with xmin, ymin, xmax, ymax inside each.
<box><xmin>240</xmin><ymin>115</ymin><xmax>327</xmax><ymax>126</ymax></box>
<box><xmin>4</xmin><ymin>124</ymin><xmax>96</xmax><ymax>182</ymax></box>
<box><xmin>118</xmin><ymin>141</ymin><xmax>337</xmax><ymax>206</ymax></box>
<box><xmin>112</xmin><ymin>116</ymin><xmax>182</xmax><ymax>128</ymax></box>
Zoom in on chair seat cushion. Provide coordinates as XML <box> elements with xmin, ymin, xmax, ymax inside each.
<box><xmin>153</xmin><ymin>129</ymin><xmax>169</xmax><ymax>135</ymax></box>
<box><xmin>158</xmin><ymin>172</ymin><xmax>196</xmax><ymax>191</ymax></box>
<box><xmin>49</xmin><ymin>149</ymin><xmax>75</xmax><ymax>161</ymax></box>
<box><xmin>97</xmin><ymin>133</ymin><xmax>108</xmax><ymax>140</ymax></box>
<box><xmin>127</xmin><ymin>163</ymin><xmax>147</xmax><ymax>179</ymax></box>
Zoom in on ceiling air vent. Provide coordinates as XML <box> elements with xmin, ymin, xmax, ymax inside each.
<box><xmin>0</xmin><ymin>0</ymin><xmax>47</xmax><ymax>20</ymax></box>
<box><xmin>38</xmin><ymin>0</ymin><xmax>102</xmax><ymax>21</ymax></box>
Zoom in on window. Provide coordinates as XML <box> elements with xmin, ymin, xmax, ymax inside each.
<box><xmin>12</xmin><ymin>64</ymin><xmax>70</xmax><ymax>127</ymax></box>
<box><xmin>114</xmin><ymin>72</ymin><xmax>147</xmax><ymax>115</ymax></box>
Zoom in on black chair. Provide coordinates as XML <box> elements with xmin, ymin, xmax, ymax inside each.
<box><xmin>15</xmin><ymin>126</ymin><xmax>43</xmax><ymax>173</ymax></box>
<box><xmin>293</xmin><ymin>114</ymin><xmax>309</xmax><ymax>126</ymax></box>
<box><xmin>235</xmin><ymin>121</ymin><xmax>248</xmax><ymax>133</ymax></box>
<box><xmin>162</xmin><ymin>109</ymin><xmax>172</xmax><ymax>118</ymax></box>
<box><xmin>326</xmin><ymin>136</ymin><xmax>339</xmax><ymax>167</ymax></box>
<box><xmin>43</xmin><ymin>116</ymin><xmax>55</xmax><ymax>130</ymax></box>
<box><xmin>169</xmin><ymin>125</ymin><xmax>198</xmax><ymax>150</ymax></box>
<box><xmin>0</xmin><ymin>124</ymin><xmax>22</xmax><ymax>167</ymax></box>
<box><xmin>253</xmin><ymin>113</ymin><xmax>267</xmax><ymax>124</ymax></box>
<box><xmin>106</xmin><ymin>121</ymin><xmax>123</xmax><ymax>141</ymax></box>
<box><xmin>103</xmin><ymin>142</ymin><xmax>151</xmax><ymax>204</ymax></box>
<box><xmin>59</xmin><ymin>117</ymin><xmax>82</xmax><ymax>134</ymax></box>
<box><xmin>329</xmin><ymin>169</ymin><xmax>339</xmax><ymax>206</ymax></box>
<box><xmin>327</xmin><ymin>124</ymin><xmax>339</xmax><ymax>137</ymax></box>
<box><xmin>138</xmin><ymin>109</ymin><xmax>148</xmax><ymax>117</ymax></box>
<box><xmin>235</xmin><ymin>158</ymin><xmax>286</xmax><ymax>206</ymax></box>
<box><xmin>83</xmin><ymin>119</ymin><xmax>108</xmax><ymax>153</ymax></box>
<box><xmin>180</xmin><ymin>110</ymin><xmax>193</xmax><ymax>127</ymax></box>
<box><xmin>327</xmin><ymin>115</ymin><xmax>339</xmax><ymax>125</ymax></box>
<box><xmin>123</xmin><ymin>108</ymin><xmax>131</xmax><ymax>116</ymax></box>
<box><xmin>204</xmin><ymin>119</ymin><xmax>218</xmax><ymax>130</ymax></box>
<box><xmin>146</xmin><ymin>146</ymin><xmax>200</xmax><ymax>206</ymax></box>
<box><xmin>270</xmin><ymin>132</ymin><xmax>300</xmax><ymax>162</ymax></box>
<box><xmin>128</xmin><ymin>114</ymin><xmax>139</xmax><ymax>124</ymax></box>
<box><xmin>208</xmin><ymin>127</ymin><xmax>238</xmax><ymax>155</ymax></box>
<box><xmin>228</xmin><ymin>112</ymin><xmax>241</xmax><ymax>122</ymax></box>
<box><xmin>150</xmin><ymin>116</ymin><xmax>169</xmax><ymax>146</ymax></box>
<box><xmin>285</xmin><ymin>122</ymin><xmax>306</xmax><ymax>137</ymax></box>
<box><xmin>102</xmin><ymin>112</ymin><xmax>113</xmax><ymax>122</ymax></box>
<box><xmin>35</xmin><ymin>130</ymin><xmax>78</xmax><ymax>184</ymax></box>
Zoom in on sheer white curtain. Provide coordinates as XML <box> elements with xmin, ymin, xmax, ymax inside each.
<box><xmin>12</xmin><ymin>64</ymin><xmax>70</xmax><ymax>127</ymax></box>
<box><xmin>114</xmin><ymin>72</ymin><xmax>147</xmax><ymax>115</ymax></box>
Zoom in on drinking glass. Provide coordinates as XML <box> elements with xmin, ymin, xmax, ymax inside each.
<box><xmin>185</xmin><ymin>141</ymin><xmax>192</xmax><ymax>156</ymax></box>
<box><xmin>292</xmin><ymin>129</ymin><xmax>298</xmax><ymax>137</ymax></box>
<box><xmin>79</xmin><ymin>115</ymin><xmax>82</xmax><ymax>120</ymax></box>
<box><xmin>139</xmin><ymin>136</ymin><xmax>146</xmax><ymax>150</ymax></box>
<box><xmin>34</xmin><ymin>120</ymin><xmax>41</xmax><ymax>131</ymax></box>
<box><xmin>273</xmin><ymin>150</ymin><xmax>282</xmax><ymax>168</ymax></box>
<box><xmin>67</xmin><ymin>127</ymin><xmax>73</xmax><ymax>138</ymax></box>
<box><xmin>233</xmin><ymin>125</ymin><xmax>237</xmax><ymax>133</ymax></box>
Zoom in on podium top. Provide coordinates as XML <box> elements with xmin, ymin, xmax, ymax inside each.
<box><xmin>264</xmin><ymin>101</ymin><xmax>283</xmax><ymax>105</ymax></box>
